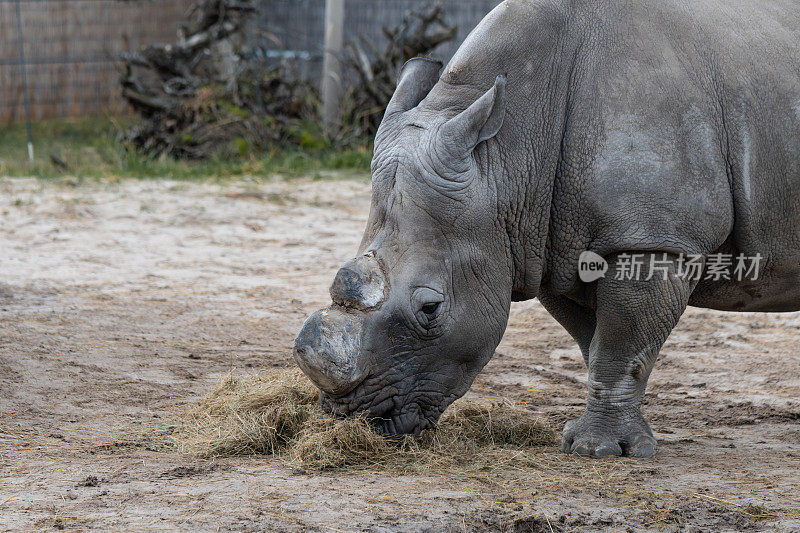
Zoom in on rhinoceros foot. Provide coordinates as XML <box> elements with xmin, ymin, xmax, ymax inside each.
<box><xmin>561</xmin><ymin>410</ymin><xmax>657</xmax><ymax>458</ymax></box>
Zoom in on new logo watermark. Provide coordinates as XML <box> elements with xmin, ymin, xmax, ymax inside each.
<box><xmin>578</xmin><ymin>251</ymin><xmax>609</xmax><ymax>282</ymax></box>
<box><xmin>577</xmin><ymin>252</ymin><xmax>762</xmax><ymax>283</ymax></box>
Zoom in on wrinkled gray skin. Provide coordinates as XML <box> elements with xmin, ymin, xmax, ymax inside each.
<box><xmin>295</xmin><ymin>0</ymin><xmax>800</xmax><ymax>457</ymax></box>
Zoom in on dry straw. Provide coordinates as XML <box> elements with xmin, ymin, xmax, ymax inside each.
<box><xmin>173</xmin><ymin>369</ymin><xmax>555</xmax><ymax>471</ymax></box>
<box><xmin>169</xmin><ymin>371</ymin><xmax>800</xmax><ymax>527</ymax></box>
<box><xmin>174</xmin><ymin>370</ymin><xmax>319</xmax><ymax>458</ymax></box>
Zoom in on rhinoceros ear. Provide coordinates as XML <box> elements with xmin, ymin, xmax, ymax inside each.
<box><xmin>438</xmin><ymin>75</ymin><xmax>506</xmax><ymax>154</ymax></box>
<box><xmin>385</xmin><ymin>57</ymin><xmax>443</xmax><ymax>116</ymax></box>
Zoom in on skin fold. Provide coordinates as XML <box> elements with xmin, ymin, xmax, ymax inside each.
<box><xmin>294</xmin><ymin>0</ymin><xmax>800</xmax><ymax>457</ymax></box>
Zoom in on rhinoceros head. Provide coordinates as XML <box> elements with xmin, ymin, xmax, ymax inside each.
<box><xmin>294</xmin><ymin>58</ymin><xmax>512</xmax><ymax>435</ymax></box>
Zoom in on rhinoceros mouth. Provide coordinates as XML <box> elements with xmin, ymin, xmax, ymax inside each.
<box><xmin>374</xmin><ymin>405</ymin><xmax>430</xmax><ymax>436</ymax></box>
<box><xmin>319</xmin><ymin>383</ymin><xmax>457</xmax><ymax>436</ymax></box>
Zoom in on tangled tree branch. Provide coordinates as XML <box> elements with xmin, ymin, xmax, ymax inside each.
<box><xmin>341</xmin><ymin>1</ymin><xmax>457</xmax><ymax>141</ymax></box>
<box><xmin>120</xmin><ymin>0</ymin><xmax>315</xmax><ymax>159</ymax></box>
<box><xmin>120</xmin><ymin>0</ymin><xmax>457</xmax><ymax>158</ymax></box>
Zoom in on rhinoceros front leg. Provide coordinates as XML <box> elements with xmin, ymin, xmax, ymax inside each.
<box><xmin>539</xmin><ymin>288</ymin><xmax>596</xmax><ymax>364</ymax></box>
<box><xmin>561</xmin><ymin>252</ymin><xmax>692</xmax><ymax>458</ymax></box>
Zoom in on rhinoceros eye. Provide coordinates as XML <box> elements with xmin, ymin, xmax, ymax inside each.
<box><xmin>420</xmin><ymin>302</ymin><xmax>441</xmax><ymax>316</ymax></box>
<box><xmin>412</xmin><ymin>288</ymin><xmax>445</xmax><ymax>329</ymax></box>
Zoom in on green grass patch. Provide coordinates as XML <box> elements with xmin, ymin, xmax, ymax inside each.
<box><xmin>0</xmin><ymin>118</ymin><xmax>372</xmax><ymax>180</ymax></box>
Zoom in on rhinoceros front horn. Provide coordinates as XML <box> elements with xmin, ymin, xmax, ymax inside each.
<box><xmin>293</xmin><ymin>307</ymin><xmax>366</xmax><ymax>397</ymax></box>
<box><xmin>385</xmin><ymin>57</ymin><xmax>443</xmax><ymax>116</ymax></box>
<box><xmin>293</xmin><ymin>254</ymin><xmax>386</xmax><ymax>396</ymax></box>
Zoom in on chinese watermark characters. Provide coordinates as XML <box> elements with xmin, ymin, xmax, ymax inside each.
<box><xmin>578</xmin><ymin>252</ymin><xmax>763</xmax><ymax>283</ymax></box>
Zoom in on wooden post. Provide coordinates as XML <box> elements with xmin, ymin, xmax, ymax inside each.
<box><xmin>321</xmin><ymin>0</ymin><xmax>345</xmax><ymax>138</ymax></box>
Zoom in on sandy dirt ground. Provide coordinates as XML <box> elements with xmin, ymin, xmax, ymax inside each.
<box><xmin>0</xmin><ymin>176</ymin><xmax>798</xmax><ymax>532</ymax></box>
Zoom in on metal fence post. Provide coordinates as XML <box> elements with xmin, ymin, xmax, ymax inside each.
<box><xmin>321</xmin><ymin>0</ymin><xmax>344</xmax><ymax>138</ymax></box>
<box><xmin>14</xmin><ymin>0</ymin><xmax>35</xmax><ymax>163</ymax></box>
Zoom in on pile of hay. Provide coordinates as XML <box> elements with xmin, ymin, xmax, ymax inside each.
<box><xmin>173</xmin><ymin>369</ymin><xmax>555</xmax><ymax>471</ymax></box>
<box><xmin>174</xmin><ymin>370</ymin><xmax>318</xmax><ymax>457</ymax></box>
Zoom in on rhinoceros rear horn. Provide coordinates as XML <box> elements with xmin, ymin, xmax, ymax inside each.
<box><xmin>385</xmin><ymin>57</ymin><xmax>443</xmax><ymax>116</ymax></box>
<box><xmin>439</xmin><ymin>75</ymin><xmax>507</xmax><ymax>154</ymax></box>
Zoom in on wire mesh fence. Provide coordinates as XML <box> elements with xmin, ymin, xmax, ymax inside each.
<box><xmin>0</xmin><ymin>0</ymin><xmax>193</xmax><ymax>123</ymax></box>
<box><xmin>1</xmin><ymin>0</ymin><xmax>501</xmax><ymax>124</ymax></box>
<box><xmin>258</xmin><ymin>0</ymin><xmax>501</xmax><ymax>82</ymax></box>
